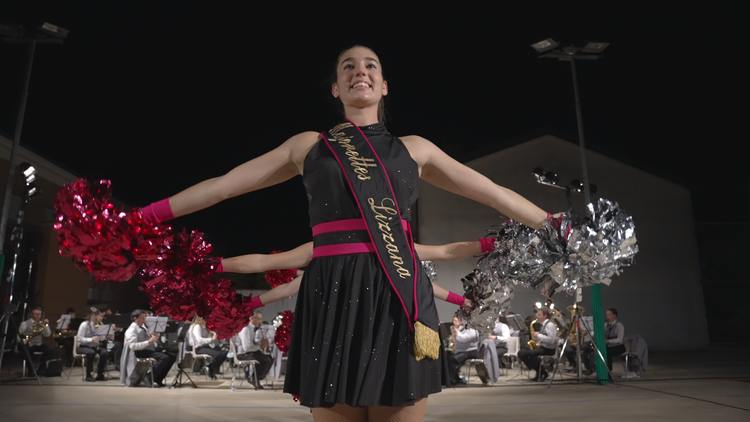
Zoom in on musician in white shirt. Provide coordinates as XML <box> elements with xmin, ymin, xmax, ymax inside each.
<box><xmin>190</xmin><ymin>316</ymin><xmax>228</xmax><ymax>380</ymax></box>
<box><xmin>236</xmin><ymin>311</ymin><xmax>274</xmax><ymax>387</ymax></box>
<box><xmin>124</xmin><ymin>309</ymin><xmax>176</xmax><ymax>387</ymax></box>
<box><xmin>518</xmin><ymin>307</ymin><xmax>557</xmax><ymax>382</ymax></box>
<box><xmin>76</xmin><ymin>307</ymin><xmax>109</xmax><ymax>381</ymax></box>
<box><xmin>18</xmin><ymin>306</ymin><xmax>52</xmax><ymax>375</ymax></box>
<box><xmin>447</xmin><ymin>316</ymin><xmax>480</xmax><ymax>385</ymax></box>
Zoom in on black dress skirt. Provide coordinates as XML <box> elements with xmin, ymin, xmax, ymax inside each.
<box><xmin>283</xmin><ymin>123</ymin><xmax>445</xmax><ymax>407</ymax></box>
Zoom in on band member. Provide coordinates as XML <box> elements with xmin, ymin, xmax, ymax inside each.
<box><xmin>236</xmin><ymin>311</ymin><xmax>274</xmax><ymax>388</ymax></box>
<box><xmin>447</xmin><ymin>316</ymin><xmax>480</xmax><ymax>385</ymax></box>
<box><xmin>480</xmin><ymin>317</ymin><xmax>511</xmax><ymax>383</ymax></box>
<box><xmin>124</xmin><ymin>309</ymin><xmax>176</xmax><ymax>387</ymax></box>
<box><xmin>518</xmin><ymin>307</ymin><xmax>557</xmax><ymax>381</ymax></box>
<box><xmin>76</xmin><ymin>307</ymin><xmax>109</xmax><ymax>381</ymax></box>
<box><xmin>19</xmin><ymin>306</ymin><xmax>52</xmax><ymax>375</ymax></box>
<box><xmin>582</xmin><ymin>308</ymin><xmax>625</xmax><ymax>374</ymax></box>
<box><xmin>190</xmin><ymin>316</ymin><xmax>228</xmax><ymax>380</ymax></box>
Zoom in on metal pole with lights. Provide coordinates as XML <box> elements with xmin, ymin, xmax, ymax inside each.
<box><xmin>531</xmin><ymin>38</ymin><xmax>611</xmax><ymax>385</ymax></box>
<box><xmin>0</xmin><ymin>162</ymin><xmax>43</xmax><ymax>382</ymax></box>
<box><xmin>0</xmin><ymin>22</ymin><xmax>67</xmax><ymax>286</ymax></box>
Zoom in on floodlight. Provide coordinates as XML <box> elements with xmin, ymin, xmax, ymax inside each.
<box><xmin>531</xmin><ymin>38</ymin><xmax>559</xmax><ymax>53</ymax></box>
<box><xmin>20</xmin><ymin>162</ymin><xmax>36</xmax><ymax>184</ymax></box>
<box><xmin>581</xmin><ymin>42</ymin><xmax>609</xmax><ymax>54</ymax></box>
<box><xmin>39</xmin><ymin>22</ymin><xmax>69</xmax><ymax>39</ymax></box>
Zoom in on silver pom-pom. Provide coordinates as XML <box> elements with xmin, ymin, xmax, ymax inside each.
<box><xmin>488</xmin><ymin>197</ymin><xmax>638</xmax><ymax>296</ymax></box>
<box><xmin>455</xmin><ymin>269</ymin><xmax>514</xmax><ymax>331</ymax></box>
<box><xmin>421</xmin><ymin>260</ymin><xmax>438</xmax><ymax>283</ymax></box>
<box><xmin>458</xmin><ymin>198</ymin><xmax>637</xmax><ymax>330</ymax></box>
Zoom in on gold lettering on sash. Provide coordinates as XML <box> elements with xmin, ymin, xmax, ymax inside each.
<box><xmin>368</xmin><ymin>198</ymin><xmax>411</xmax><ymax>278</ymax></box>
<box><xmin>329</xmin><ymin>123</ymin><xmax>377</xmax><ymax>181</ymax></box>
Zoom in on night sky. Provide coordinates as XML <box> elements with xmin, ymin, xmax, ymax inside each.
<box><xmin>1</xmin><ymin>2</ymin><xmax>746</xmax><ymax>259</ymax></box>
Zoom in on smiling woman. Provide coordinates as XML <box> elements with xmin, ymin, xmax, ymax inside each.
<box><xmin>137</xmin><ymin>45</ymin><xmax>551</xmax><ymax>421</ymax></box>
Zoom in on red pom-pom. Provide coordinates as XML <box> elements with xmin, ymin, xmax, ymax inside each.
<box><xmin>140</xmin><ymin>229</ymin><xmax>223</xmax><ymax>322</ymax></box>
<box><xmin>264</xmin><ymin>251</ymin><xmax>298</xmax><ymax>288</ymax></box>
<box><xmin>274</xmin><ymin>310</ymin><xmax>294</xmax><ymax>354</ymax></box>
<box><xmin>54</xmin><ymin>179</ymin><xmax>171</xmax><ymax>282</ymax></box>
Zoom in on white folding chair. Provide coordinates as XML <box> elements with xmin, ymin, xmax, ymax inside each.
<box><xmin>229</xmin><ymin>341</ymin><xmax>260</xmax><ymax>389</ymax></box>
<box><xmin>69</xmin><ymin>337</ymin><xmax>98</xmax><ymax>380</ymax></box>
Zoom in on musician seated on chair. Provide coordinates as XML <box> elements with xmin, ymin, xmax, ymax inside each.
<box><xmin>124</xmin><ymin>309</ymin><xmax>176</xmax><ymax>387</ymax></box>
<box><xmin>94</xmin><ymin>309</ymin><xmax>123</xmax><ymax>372</ymax></box>
<box><xmin>518</xmin><ymin>306</ymin><xmax>557</xmax><ymax>382</ymax></box>
<box><xmin>582</xmin><ymin>308</ymin><xmax>625</xmax><ymax>375</ymax></box>
<box><xmin>76</xmin><ymin>307</ymin><xmax>109</xmax><ymax>381</ymax></box>
<box><xmin>19</xmin><ymin>306</ymin><xmax>52</xmax><ymax>376</ymax></box>
<box><xmin>190</xmin><ymin>316</ymin><xmax>228</xmax><ymax>380</ymax></box>
<box><xmin>485</xmin><ymin>317</ymin><xmax>510</xmax><ymax>364</ymax></box>
<box><xmin>236</xmin><ymin>311</ymin><xmax>274</xmax><ymax>388</ymax></box>
<box><xmin>447</xmin><ymin>316</ymin><xmax>480</xmax><ymax>385</ymax></box>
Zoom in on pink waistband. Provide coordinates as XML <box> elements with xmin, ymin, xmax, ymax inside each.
<box><xmin>311</xmin><ymin>219</ymin><xmax>411</xmax><ymax>258</ymax></box>
<box><xmin>312</xmin><ymin>243</ymin><xmax>376</xmax><ymax>258</ymax></box>
<box><xmin>312</xmin><ymin>218</ymin><xmax>409</xmax><ymax>236</ymax></box>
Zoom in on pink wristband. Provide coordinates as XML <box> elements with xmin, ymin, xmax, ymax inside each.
<box><xmin>246</xmin><ymin>295</ymin><xmax>263</xmax><ymax>311</ymax></box>
<box><xmin>216</xmin><ymin>258</ymin><xmax>224</xmax><ymax>273</ymax></box>
<box><xmin>446</xmin><ymin>291</ymin><xmax>466</xmax><ymax>307</ymax></box>
<box><xmin>141</xmin><ymin>198</ymin><xmax>175</xmax><ymax>224</ymax></box>
<box><xmin>479</xmin><ymin>237</ymin><xmax>496</xmax><ymax>254</ymax></box>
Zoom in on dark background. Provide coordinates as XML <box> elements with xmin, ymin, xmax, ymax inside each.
<box><xmin>1</xmin><ymin>2</ymin><xmax>747</xmax><ymax>340</ymax></box>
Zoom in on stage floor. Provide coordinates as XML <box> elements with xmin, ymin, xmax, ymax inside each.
<box><xmin>1</xmin><ymin>347</ymin><xmax>749</xmax><ymax>421</ymax></box>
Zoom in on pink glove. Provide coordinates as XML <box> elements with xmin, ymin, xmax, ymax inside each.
<box><xmin>216</xmin><ymin>258</ymin><xmax>224</xmax><ymax>273</ymax></box>
<box><xmin>479</xmin><ymin>237</ymin><xmax>496</xmax><ymax>254</ymax></box>
<box><xmin>140</xmin><ymin>198</ymin><xmax>175</xmax><ymax>224</ymax></box>
<box><xmin>446</xmin><ymin>291</ymin><xmax>466</xmax><ymax>307</ymax></box>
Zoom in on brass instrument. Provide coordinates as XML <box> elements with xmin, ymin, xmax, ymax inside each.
<box><xmin>527</xmin><ymin>319</ymin><xmax>539</xmax><ymax>350</ymax></box>
<box><xmin>53</xmin><ymin>329</ymin><xmax>75</xmax><ymax>339</ymax></box>
<box><xmin>566</xmin><ymin>305</ymin><xmax>591</xmax><ymax>347</ymax></box>
<box><xmin>22</xmin><ymin>320</ymin><xmax>48</xmax><ymax>345</ymax></box>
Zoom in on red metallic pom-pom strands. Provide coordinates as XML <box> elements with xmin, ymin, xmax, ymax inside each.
<box><xmin>264</xmin><ymin>251</ymin><xmax>298</xmax><ymax>288</ymax></box>
<box><xmin>55</xmin><ymin>179</ymin><xmax>260</xmax><ymax>339</ymax></box>
<box><xmin>274</xmin><ymin>310</ymin><xmax>294</xmax><ymax>354</ymax></box>
<box><xmin>54</xmin><ymin>179</ymin><xmax>171</xmax><ymax>282</ymax></box>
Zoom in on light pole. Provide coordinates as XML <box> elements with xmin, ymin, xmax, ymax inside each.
<box><xmin>531</xmin><ymin>38</ymin><xmax>611</xmax><ymax>385</ymax></box>
<box><xmin>0</xmin><ymin>22</ymin><xmax>67</xmax><ymax>288</ymax></box>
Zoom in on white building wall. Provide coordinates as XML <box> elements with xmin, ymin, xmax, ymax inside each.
<box><xmin>418</xmin><ymin>135</ymin><xmax>708</xmax><ymax>351</ymax></box>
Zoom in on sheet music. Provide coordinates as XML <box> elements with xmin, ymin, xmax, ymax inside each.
<box><xmin>56</xmin><ymin>314</ymin><xmax>71</xmax><ymax>330</ymax></box>
<box><xmin>95</xmin><ymin>323</ymin><xmax>114</xmax><ymax>339</ymax></box>
<box><xmin>146</xmin><ymin>316</ymin><xmax>169</xmax><ymax>333</ymax></box>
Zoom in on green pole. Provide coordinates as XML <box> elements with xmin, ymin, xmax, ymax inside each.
<box><xmin>590</xmin><ymin>284</ymin><xmax>608</xmax><ymax>384</ymax></box>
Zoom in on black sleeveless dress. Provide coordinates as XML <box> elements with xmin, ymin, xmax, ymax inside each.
<box><xmin>283</xmin><ymin>123</ymin><xmax>445</xmax><ymax>407</ymax></box>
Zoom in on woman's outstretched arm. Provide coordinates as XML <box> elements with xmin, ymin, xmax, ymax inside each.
<box><xmin>145</xmin><ymin>132</ymin><xmax>320</xmax><ymax>221</ymax></box>
<box><xmin>414</xmin><ymin>240</ymin><xmax>481</xmax><ymax>262</ymax></box>
<box><xmin>402</xmin><ymin>136</ymin><xmax>548</xmax><ymax>229</ymax></box>
<box><xmin>221</xmin><ymin>242</ymin><xmax>313</xmax><ymax>274</ymax></box>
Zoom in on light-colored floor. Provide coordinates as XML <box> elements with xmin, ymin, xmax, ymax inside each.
<box><xmin>1</xmin><ymin>347</ymin><xmax>749</xmax><ymax>422</ymax></box>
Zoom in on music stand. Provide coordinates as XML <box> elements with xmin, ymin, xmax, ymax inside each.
<box><xmin>170</xmin><ymin>322</ymin><xmax>197</xmax><ymax>389</ymax></box>
<box><xmin>56</xmin><ymin>315</ymin><xmax>71</xmax><ymax>330</ymax></box>
<box><xmin>547</xmin><ymin>306</ymin><xmax>616</xmax><ymax>387</ymax></box>
<box><xmin>145</xmin><ymin>316</ymin><xmax>169</xmax><ymax>334</ymax></box>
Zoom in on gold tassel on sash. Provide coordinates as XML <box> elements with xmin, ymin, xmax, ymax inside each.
<box><xmin>413</xmin><ymin>321</ymin><xmax>440</xmax><ymax>361</ymax></box>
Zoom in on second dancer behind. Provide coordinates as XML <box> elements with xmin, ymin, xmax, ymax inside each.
<box><xmin>140</xmin><ymin>46</ymin><xmax>552</xmax><ymax>420</ymax></box>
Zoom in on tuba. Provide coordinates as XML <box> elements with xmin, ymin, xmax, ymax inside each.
<box><xmin>22</xmin><ymin>320</ymin><xmax>48</xmax><ymax>345</ymax></box>
<box><xmin>527</xmin><ymin>319</ymin><xmax>539</xmax><ymax>350</ymax></box>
